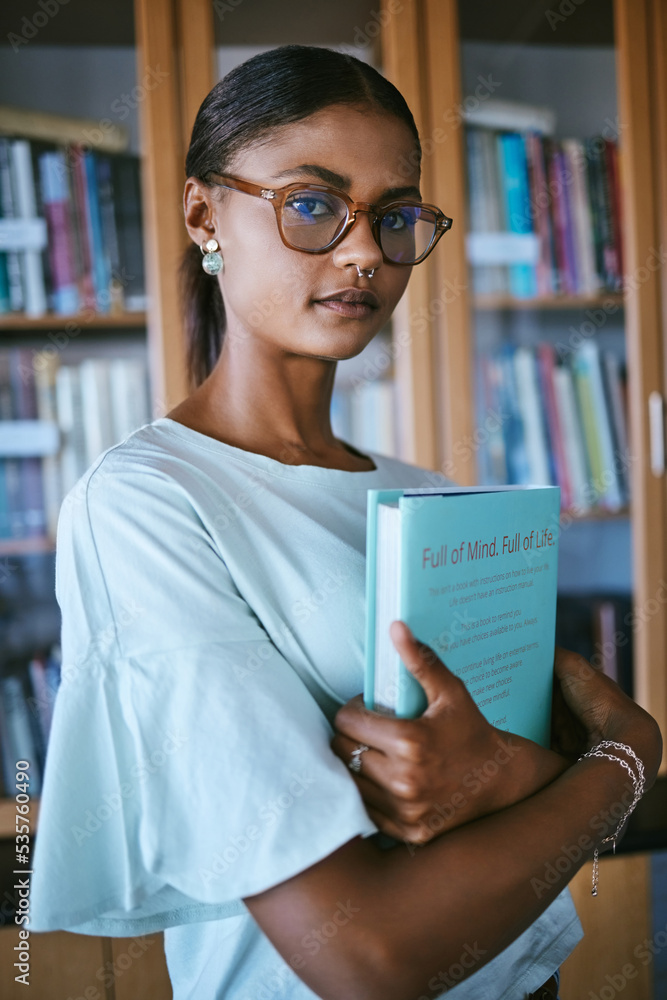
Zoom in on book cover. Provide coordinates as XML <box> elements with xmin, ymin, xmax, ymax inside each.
<box><xmin>365</xmin><ymin>485</ymin><xmax>561</xmax><ymax>747</ymax></box>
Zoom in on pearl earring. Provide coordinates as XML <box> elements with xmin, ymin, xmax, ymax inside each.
<box><xmin>201</xmin><ymin>238</ymin><xmax>224</xmax><ymax>275</ymax></box>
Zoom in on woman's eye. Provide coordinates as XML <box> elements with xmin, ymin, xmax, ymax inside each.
<box><xmin>287</xmin><ymin>196</ymin><xmax>333</xmax><ymax>219</ymax></box>
<box><xmin>382</xmin><ymin>208</ymin><xmax>414</xmax><ymax>231</ymax></box>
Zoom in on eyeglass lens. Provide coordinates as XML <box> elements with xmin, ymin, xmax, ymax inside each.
<box><xmin>281</xmin><ymin>190</ymin><xmax>438</xmax><ymax>263</ymax></box>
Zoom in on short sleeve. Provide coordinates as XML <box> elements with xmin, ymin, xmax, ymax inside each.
<box><xmin>29</xmin><ymin>454</ymin><xmax>378</xmax><ymax>937</ymax></box>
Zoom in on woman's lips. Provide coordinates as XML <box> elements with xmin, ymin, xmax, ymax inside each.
<box><xmin>316</xmin><ymin>300</ymin><xmax>377</xmax><ymax>318</ymax></box>
<box><xmin>314</xmin><ymin>287</ymin><xmax>380</xmax><ymax>318</ymax></box>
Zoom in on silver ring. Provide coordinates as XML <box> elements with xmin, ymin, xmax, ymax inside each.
<box><xmin>355</xmin><ymin>265</ymin><xmax>375</xmax><ymax>278</ymax></box>
<box><xmin>348</xmin><ymin>743</ymin><xmax>370</xmax><ymax>773</ymax></box>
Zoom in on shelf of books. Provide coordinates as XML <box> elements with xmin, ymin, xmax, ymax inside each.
<box><xmin>454</xmin><ymin>14</ymin><xmax>636</xmax><ymax>702</ymax></box>
<box><xmin>0</xmin><ymin>98</ymin><xmax>151</xmax><ymax>831</ymax></box>
<box><xmin>464</xmin><ymin>100</ymin><xmax>629</xmax><ymax>514</ymax></box>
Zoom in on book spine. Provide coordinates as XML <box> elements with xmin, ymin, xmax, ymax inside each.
<box><xmin>84</xmin><ymin>151</ymin><xmax>111</xmax><ymax>313</ymax></box>
<box><xmin>577</xmin><ymin>342</ymin><xmax>624</xmax><ymax>510</ymax></box>
<box><xmin>513</xmin><ymin>347</ymin><xmax>551</xmax><ymax>484</ymax></box>
<box><xmin>563</xmin><ymin>139</ymin><xmax>599</xmax><ymax>296</ymax></box>
<box><xmin>545</xmin><ymin>140</ymin><xmax>568</xmax><ymax>296</ymax></box>
<box><xmin>8</xmin><ymin>348</ymin><xmax>46</xmax><ymax>537</ymax></box>
<box><xmin>71</xmin><ymin>146</ymin><xmax>97</xmax><ymax>312</ymax></box>
<box><xmin>557</xmin><ymin>147</ymin><xmax>579</xmax><ymax>295</ymax></box>
<box><xmin>38</xmin><ymin>151</ymin><xmax>80</xmax><ymax>315</ymax></box>
<box><xmin>551</xmin><ymin>364</ymin><xmax>590</xmax><ymax>512</ymax></box>
<box><xmin>79</xmin><ymin>357</ymin><xmax>115</xmax><ymax>466</ymax></box>
<box><xmin>476</xmin><ymin>354</ymin><xmax>508</xmax><ymax>484</ymax></box>
<box><xmin>498</xmin><ymin>344</ymin><xmax>530</xmax><ymax>484</ymax></box>
<box><xmin>604</xmin><ymin>138</ymin><xmax>624</xmax><ymax>288</ymax></box>
<box><xmin>111</xmin><ymin>154</ymin><xmax>146</xmax><ymax>310</ymax></box>
<box><xmin>96</xmin><ymin>154</ymin><xmax>122</xmax><ymax>310</ymax></box>
<box><xmin>498</xmin><ymin>132</ymin><xmax>538</xmax><ymax>298</ymax></box>
<box><xmin>0</xmin><ymin>137</ymin><xmax>25</xmax><ymax>312</ymax></box>
<box><xmin>537</xmin><ymin>344</ymin><xmax>572</xmax><ymax>509</ymax></box>
<box><xmin>525</xmin><ymin>132</ymin><xmax>555</xmax><ymax>298</ymax></box>
<box><xmin>601</xmin><ymin>351</ymin><xmax>630</xmax><ymax>502</ymax></box>
<box><xmin>34</xmin><ymin>350</ymin><xmax>63</xmax><ymax>540</ymax></box>
<box><xmin>0</xmin><ymin>673</ymin><xmax>42</xmax><ymax>796</ymax></box>
<box><xmin>10</xmin><ymin>139</ymin><xmax>47</xmax><ymax>317</ymax></box>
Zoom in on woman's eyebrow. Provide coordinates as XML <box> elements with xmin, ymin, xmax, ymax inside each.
<box><xmin>272</xmin><ymin>163</ymin><xmax>422</xmax><ymax>201</ymax></box>
<box><xmin>273</xmin><ymin>163</ymin><xmax>349</xmax><ymax>187</ymax></box>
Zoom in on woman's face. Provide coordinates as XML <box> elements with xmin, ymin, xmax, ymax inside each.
<box><xmin>193</xmin><ymin>103</ymin><xmax>422</xmax><ymax>362</ymax></box>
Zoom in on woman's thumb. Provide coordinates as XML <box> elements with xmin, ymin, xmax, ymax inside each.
<box><xmin>388</xmin><ymin>620</ymin><xmax>450</xmax><ymax>706</ymax></box>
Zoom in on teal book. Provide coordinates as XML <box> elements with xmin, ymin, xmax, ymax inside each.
<box><xmin>365</xmin><ymin>485</ymin><xmax>560</xmax><ymax>746</ymax></box>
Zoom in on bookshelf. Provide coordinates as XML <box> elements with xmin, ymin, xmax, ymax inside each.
<box><xmin>473</xmin><ymin>292</ymin><xmax>625</xmax><ymax>311</ymax></box>
<box><xmin>0</xmin><ymin>312</ymin><xmax>147</xmax><ymax>330</ymax></box>
<box><xmin>380</xmin><ymin>0</ymin><xmax>667</xmax><ymax>766</ymax></box>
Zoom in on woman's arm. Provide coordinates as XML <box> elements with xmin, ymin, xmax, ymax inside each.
<box><xmin>243</xmin><ymin>646</ymin><xmax>662</xmax><ymax>1000</ymax></box>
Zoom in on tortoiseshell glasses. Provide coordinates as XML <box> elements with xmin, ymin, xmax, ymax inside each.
<box><xmin>205</xmin><ymin>172</ymin><xmax>453</xmax><ymax>266</ymax></box>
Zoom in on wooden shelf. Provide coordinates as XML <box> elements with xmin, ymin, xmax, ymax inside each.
<box><xmin>0</xmin><ymin>796</ymin><xmax>39</xmax><ymax>838</ymax></box>
<box><xmin>0</xmin><ymin>537</ymin><xmax>55</xmax><ymax>556</ymax></box>
<box><xmin>0</xmin><ymin>312</ymin><xmax>147</xmax><ymax>331</ymax></box>
<box><xmin>562</xmin><ymin>504</ymin><xmax>631</xmax><ymax>522</ymax></box>
<box><xmin>473</xmin><ymin>293</ymin><xmax>625</xmax><ymax>311</ymax></box>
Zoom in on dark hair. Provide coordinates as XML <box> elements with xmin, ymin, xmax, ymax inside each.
<box><xmin>180</xmin><ymin>45</ymin><xmax>421</xmax><ymax>389</ymax></box>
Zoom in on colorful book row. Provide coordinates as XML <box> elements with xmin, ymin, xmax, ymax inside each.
<box><xmin>466</xmin><ymin>126</ymin><xmax>623</xmax><ymax>298</ymax></box>
<box><xmin>0</xmin><ymin>136</ymin><xmax>145</xmax><ymax>317</ymax></box>
<box><xmin>476</xmin><ymin>340</ymin><xmax>630</xmax><ymax>512</ymax></box>
<box><xmin>0</xmin><ymin>645</ymin><xmax>61</xmax><ymax>799</ymax></box>
<box><xmin>0</xmin><ymin>347</ymin><xmax>151</xmax><ymax>541</ymax></box>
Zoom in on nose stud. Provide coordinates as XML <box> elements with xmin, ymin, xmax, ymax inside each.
<box><xmin>356</xmin><ymin>265</ymin><xmax>375</xmax><ymax>278</ymax></box>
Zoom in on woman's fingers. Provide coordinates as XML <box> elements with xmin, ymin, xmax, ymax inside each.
<box><xmin>333</xmin><ymin>694</ymin><xmax>423</xmax><ymax>758</ymax></box>
<box><xmin>388</xmin><ymin>620</ymin><xmax>468</xmax><ymax>713</ymax></box>
<box><xmin>552</xmin><ymin>646</ymin><xmax>663</xmax><ymax>787</ymax></box>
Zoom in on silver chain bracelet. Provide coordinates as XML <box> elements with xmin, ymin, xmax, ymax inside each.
<box><xmin>577</xmin><ymin>740</ymin><xmax>646</xmax><ymax>896</ymax></box>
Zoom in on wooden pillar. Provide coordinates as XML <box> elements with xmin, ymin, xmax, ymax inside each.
<box><xmin>424</xmin><ymin>0</ymin><xmax>475</xmax><ymax>485</ymax></box>
<box><xmin>381</xmin><ymin>0</ymin><xmax>474</xmax><ymax>479</ymax></box>
<box><xmin>381</xmin><ymin>0</ymin><xmax>438</xmax><ymax>469</ymax></box>
<box><xmin>134</xmin><ymin>0</ymin><xmax>215</xmax><ymax>414</ymax></box>
<box><xmin>615</xmin><ymin>0</ymin><xmax>667</xmax><ymax>763</ymax></box>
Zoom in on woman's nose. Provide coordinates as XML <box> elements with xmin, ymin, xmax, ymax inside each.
<box><xmin>331</xmin><ymin>211</ymin><xmax>383</xmax><ymax>273</ymax></box>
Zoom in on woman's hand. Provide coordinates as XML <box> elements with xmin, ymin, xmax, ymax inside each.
<box><xmin>550</xmin><ymin>645</ymin><xmax>662</xmax><ymax>787</ymax></box>
<box><xmin>330</xmin><ymin>621</ymin><xmax>569</xmax><ymax>846</ymax></box>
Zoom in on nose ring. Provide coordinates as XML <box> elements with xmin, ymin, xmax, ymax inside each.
<box><xmin>356</xmin><ymin>265</ymin><xmax>375</xmax><ymax>278</ymax></box>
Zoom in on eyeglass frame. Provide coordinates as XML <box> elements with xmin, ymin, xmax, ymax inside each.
<box><xmin>202</xmin><ymin>172</ymin><xmax>453</xmax><ymax>266</ymax></box>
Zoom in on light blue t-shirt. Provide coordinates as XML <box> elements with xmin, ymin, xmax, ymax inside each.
<box><xmin>29</xmin><ymin>417</ymin><xmax>583</xmax><ymax>999</ymax></box>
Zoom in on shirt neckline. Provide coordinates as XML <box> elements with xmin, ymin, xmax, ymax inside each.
<box><xmin>152</xmin><ymin>417</ymin><xmax>394</xmax><ymax>487</ymax></box>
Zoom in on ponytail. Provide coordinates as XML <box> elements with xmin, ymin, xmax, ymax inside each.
<box><xmin>181</xmin><ymin>44</ymin><xmax>421</xmax><ymax>389</ymax></box>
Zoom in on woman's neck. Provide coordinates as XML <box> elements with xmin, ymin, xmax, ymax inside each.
<box><xmin>166</xmin><ymin>341</ymin><xmax>376</xmax><ymax>472</ymax></box>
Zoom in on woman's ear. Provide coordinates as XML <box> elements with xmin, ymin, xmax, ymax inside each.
<box><xmin>183</xmin><ymin>177</ymin><xmax>218</xmax><ymax>249</ymax></box>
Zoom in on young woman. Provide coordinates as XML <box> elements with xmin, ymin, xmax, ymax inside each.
<box><xmin>30</xmin><ymin>46</ymin><xmax>661</xmax><ymax>1000</ymax></box>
